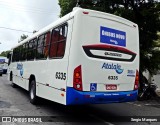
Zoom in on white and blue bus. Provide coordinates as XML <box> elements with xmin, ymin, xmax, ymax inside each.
<box><xmin>8</xmin><ymin>7</ymin><xmax>139</xmax><ymax>105</ymax></box>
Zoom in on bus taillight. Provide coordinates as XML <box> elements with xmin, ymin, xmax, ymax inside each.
<box><xmin>73</xmin><ymin>65</ymin><xmax>83</xmax><ymax>91</ymax></box>
<box><xmin>134</xmin><ymin>70</ymin><xmax>139</xmax><ymax>90</ymax></box>
<box><xmin>83</xmin><ymin>12</ymin><xmax>89</xmax><ymax>14</ymax></box>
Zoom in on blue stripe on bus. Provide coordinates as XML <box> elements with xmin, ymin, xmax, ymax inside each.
<box><xmin>66</xmin><ymin>87</ymin><xmax>138</xmax><ymax>105</ymax></box>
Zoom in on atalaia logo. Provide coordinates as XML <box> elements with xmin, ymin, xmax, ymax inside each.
<box><xmin>102</xmin><ymin>63</ymin><xmax>124</xmax><ymax>74</ymax></box>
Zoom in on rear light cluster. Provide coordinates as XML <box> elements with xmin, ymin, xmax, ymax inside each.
<box><xmin>134</xmin><ymin>70</ymin><xmax>139</xmax><ymax>90</ymax></box>
<box><xmin>73</xmin><ymin>65</ymin><xmax>83</xmax><ymax>91</ymax></box>
<box><xmin>83</xmin><ymin>11</ymin><xmax>89</xmax><ymax>14</ymax></box>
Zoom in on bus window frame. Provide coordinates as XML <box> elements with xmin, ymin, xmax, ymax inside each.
<box><xmin>49</xmin><ymin>23</ymin><xmax>68</xmax><ymax>60</ymax></box>
<box><xmin>27</xmin><ymin>38</ymin><xmax>37</xmax><ymax>61</ymax></box>
<box><xmin>35</xmin><ymin>31</ymin><xmax>51</xmax><ymax>60</ymax></box>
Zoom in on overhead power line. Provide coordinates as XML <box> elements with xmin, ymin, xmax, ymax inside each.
<box><xmin>0</xmin><ymin>26</ymin><xmax>32</xmax><ymax>33</ymax></box>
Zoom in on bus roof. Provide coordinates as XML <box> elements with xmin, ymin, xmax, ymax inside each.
<box><xmin>12</xmin><ymin>7</ymin><xmax>137</xmax><ymax>50</ymax></box>
<box><xmin>70</xmin><ymin>7</ymin><xmax>136</xmax><ymax>27</ymax></box>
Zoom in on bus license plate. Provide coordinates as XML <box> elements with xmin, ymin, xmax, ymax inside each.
<box><xmin>106</xmin><ymin>84</ymin><xmax>117</xmax><ymax>90</ymax></box>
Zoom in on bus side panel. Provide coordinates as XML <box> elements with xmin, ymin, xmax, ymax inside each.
<box><xmin>9</xmin><ymin>18</ymin><xmax>73</xmax><ymax>105</ymax></box>
<box><xmin>33</xmin><ymin>59</ymin><xmax>67</xmax><ymax>105</ymax></box>
<box><xmin>36</xmin><ymin>18</ymin><xmax>73</xmax><ymax>105</ymax></box>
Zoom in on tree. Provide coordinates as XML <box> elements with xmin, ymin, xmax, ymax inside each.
<box><xmin>0</xmin><ymin>50</ymin><xmax>11</xmax><ymax>57</ymax></box>
<box><xmin>18</xmin><ymin>34</ymin><xmax>28</xmax><ymax>43</ymax></box>
<box><xmin>58</xmin><ymin>0</ymin><xmax>77</xmax><ymax>17</ymax></box>
<box><xmin>58</xmin><ymin>0</ymin><xmax>160</xmax><ymax>74</ymax></box>
<box><xmin>33</xmin><ymin>30</ymin><xmax>38</xmax><ymax>33</ymax></box>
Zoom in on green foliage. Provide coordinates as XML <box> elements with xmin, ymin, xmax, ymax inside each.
<box><xmin>58</xmin><ymin>0</ymin><xmax>77</xmax><ymax>17</ymax></box>
<box><xmin>18</xmin><ymin>34</ymin><xmax>28</xmax><ymax>43</ymax></box>
<box><xmin>0</xmin><ymin>50</ymin><xmax>11</xmax><ymax>57</ymax></box>
<box><xmin>33</xmin><ymin>30</ymin><xmax>38</xmax><ymax>33</ymax></box>
<box><xmin>58</xmin><ymin>0</ymin><xmax>160</xmax><ymax>74</ymax></box>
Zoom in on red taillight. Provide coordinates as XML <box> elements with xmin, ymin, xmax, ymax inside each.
<box><xmin>73</xmin><ymin>65</ymin><xmax>83</xmax><ymax>91</ymax></box>
<box><xmin>83</xmin><ymin>11</ymin><xmax>89</xmax><ymax>14</ymax></box>
<box><xmin>134</xmin><ymin>70</ymin><xmax>139</xmax><ymax>90</ymax></box>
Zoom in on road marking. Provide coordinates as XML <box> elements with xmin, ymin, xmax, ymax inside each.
<box><xmin>89</xmin><ymin>114</ymin><xmax>115</xmax><ymax>125</ymax></box>
<box><xmin>133</xmin><ymin>104</ymin><xmax>141</xmax><ymax>107</ymax></box>
<box><xmin>145</xmin><ymin>104</ymin><xmax>160</xmax><ymax>106</ymax></box>
<box><xmin>127</xmin><ymin>102</ymin><xmax>133</xmax><ymax>104</ymax></box>
<box><xmin>127</xmin><ymin>102</ymin><xmax>141</xmax><ymax>107</ymax></box>
<box><xmin>127</xmin><ymin>102</ymin><xmax>160</xmax><ymax>107</ymax></box>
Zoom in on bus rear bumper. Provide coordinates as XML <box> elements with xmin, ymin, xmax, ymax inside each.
<box><xmin>66</xmin><ymin>87</ymin><xmax>138</xmax><ymax>105</ymax></box>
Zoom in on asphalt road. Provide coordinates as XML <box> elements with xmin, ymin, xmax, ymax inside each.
<box><xmin>0</xmin><ymin>75</ymin><xmax>160</xmax><ymax>125</ymax></box>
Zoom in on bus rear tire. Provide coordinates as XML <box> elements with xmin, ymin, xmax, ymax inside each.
<box><xmin>29</xmin><ymin>80</ymin><xmax>38</xmax><ymax>105</ymax></box>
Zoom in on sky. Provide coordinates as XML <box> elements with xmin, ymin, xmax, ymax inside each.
<box><xmin>0</xmin><ymin>0</ymin><xmax>60</xmax><ymax>53</ymax></box>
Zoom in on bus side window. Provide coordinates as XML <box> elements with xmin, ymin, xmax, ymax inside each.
<box><xmin>49</xmin><ymin>28</ymin><xmax>59</xmax><ymax>58</ymax></box>
<box><xmin>57</xmin><ymin>25</ymin><xmax>67</xmax><ymax>57</ymax></box>
<box><xmin>49</xmin><ymin>24</ymin><xmax>67</xmax><ymax>58</ymax></box>
<box><xmin>36</xmin><ymin>32</ymin><xmax>50</xmax><ymax>59</ymax></box>
<box><xmin>14</xmin><ymin>47</ymin><xmax>20</xmax><ymax>62</ymax></box>
<box><xmin>23</xmin><ymin>42</ymin><xmax>29</xmax><ymax>60</ymax></box>
<box><xmin>43</xmin><ymin>32</ymin><xmax>50</xmax><ymax>58</ymax></box>
<box><xmin>33</xmin><ymin>39</ymin><xmax>37</xmax><ymax>59</ymax></box>
<box><xmin>12</xmin><ymin>49</ymin><xmax>15</xmax><ymax>62</ymax></box>
<box><xmin>22</xmin><ymin>42</ymin><xmax>28</xmax><ymax>61</ymax></box>
<box><xmin>27</xmin><ymin>38</ymin><xmax>36</xmax><ymax>60</ymax></box>
<box><xmin>21</xmin><ymin>43</ymin><xmax>26</xmax><ymax>61</ymax></box>
<box><xmin>19</xmin><ymin>45</ymin><xmax>23</xmax><ymax>61</ymax></box>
